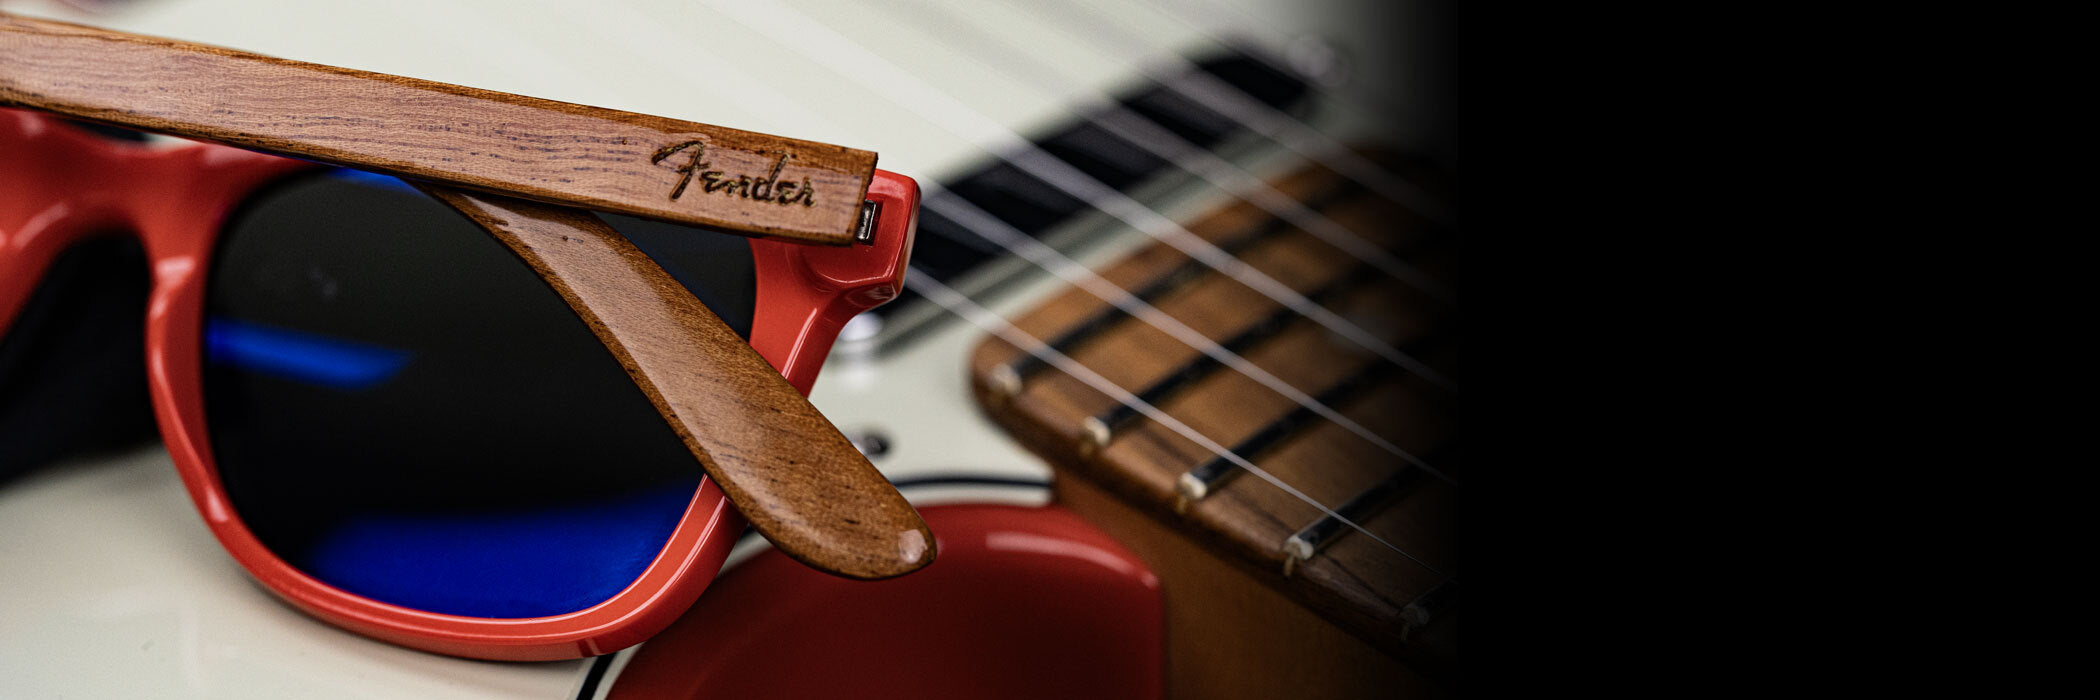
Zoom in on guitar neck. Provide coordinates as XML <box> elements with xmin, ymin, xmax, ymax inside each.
<box><xmin>966</xmin><ymin>151</ymin><xmax>1457</xmax><ymax>665</ymax></box>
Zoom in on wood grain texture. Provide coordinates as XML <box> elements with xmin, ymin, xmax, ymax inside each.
<box><xmin>968</xmin><ymin>157</ymin><xmax>1455</xmax><ymax>667</ymax></box>
<box><xmin>0</xmin><ymin>12</ymin><xmax>874</xmax><ymax>246</ymax></box>
<box><xmin>422</xmin><ymin>184</ymin><xmax>933</xmax><ymax>580</ymax></box>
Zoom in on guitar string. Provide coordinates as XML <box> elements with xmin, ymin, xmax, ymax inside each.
<box><xmin>797</xmin><ymin>0</ymin><xmax>1460</xmax><ymax>599</ymax></box>
<box><xmin>1027</xmin><ymin>0</ymin><xmax>1447</xmax><ymax>219</ymax></box>
<box><xmin>654</xmin><ymin>0</ymin><xmax>1454</xmax><ymax>484</ymax></box>
<box><xmin>701</xmin><ymin>0</ymin><xmax>1452</xmax><ymax>391</ymax></box>
<box><xmin>1147</xmin><ymin>0</ymin><xmax>1418</xmax><ymax>121</ymax></box>
<box><xmin>446</xmin><ymin>0</ymin><xmax>1451</xmax><ymax>591</ymax></box>
<box><xmin>523</xmin><ymin>0</ymin><xmax>865</xmax><ymax>146</ymax></box>
<box><xmin>903</xmin><ymin>266</ymin><xmax>1445</xmax><ymax>576</ymax></box>
<box><xmin>549</xmin><ymin>0</ymin><xmax>1451</xmax><ymax>484</ymax></box>
<box><xmin>1018</xmin><ymin>0</ymin><xmax>1455</xmax><ymax>226</ymax></box>
<box><xmin>658</xmin><ymin>0</ymin><xmax>1458</xmax><ymax>502</ymax></box>
<box><xmin>922</xmin><ymin>191</ymin><xmax>1456</xmax><ymax>486</ymax></box>
<box><xmin>887</xmin><ymin>0</ymin><xmax>1451</xmax><ymax>302</ymax></box>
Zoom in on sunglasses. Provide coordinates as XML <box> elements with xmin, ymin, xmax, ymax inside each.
<box><xmin>2</xmin><ymin>13</ymin><xmax>928</xmax><ymax>660</ymax></box>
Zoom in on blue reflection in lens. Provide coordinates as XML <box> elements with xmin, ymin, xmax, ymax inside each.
<box><xmin>324</xmin><ymin>168</ymin><xmax>418</xmax><ymax>192</ymax></box>
<box><xmin>205</xmin><ymin>318</ymin><xmax>413</xmax><ymax>390</ymax></box>
<box><xmin>302</xmin><ymin>484</ymin><xmax>694</xmax><ymax>619</ymax></box>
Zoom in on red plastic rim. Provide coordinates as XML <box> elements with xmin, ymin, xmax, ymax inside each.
<box><xmin>0</xmin><ymin>108</ymin><xmax>921</xmax><ymax>660</ymax></box>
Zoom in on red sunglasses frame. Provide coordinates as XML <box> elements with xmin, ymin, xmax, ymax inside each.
<box><xmin>0</xmin><ymin>108</ymin><xmax>920</xmax><ymax>660</ymax></box>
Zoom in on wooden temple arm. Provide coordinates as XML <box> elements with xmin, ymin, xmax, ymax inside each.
<box><xmin>2</xmin><ymin>11</ymin><xmax>932</xmax><ymax>579</ymax></box>
<box><xmin>426</xmin><ymin>188</ymin><xmax>933</xmax><ymax>580</ymax></box>
<box><xmin>0</xmin><ymin>12</ymin><xmax>875</xmax><ymax>247</ymax></box>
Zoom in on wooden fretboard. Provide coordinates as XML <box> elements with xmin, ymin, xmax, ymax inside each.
<box><xmin>968</xmin><ymin>155</ymin><xmax>1456</xmax><ymax>661</ymax></box>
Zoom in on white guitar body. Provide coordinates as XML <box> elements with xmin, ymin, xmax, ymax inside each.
<box><xmin>0</xmin><ymin>0</ymin><xmax>1443</xmax><ymax>697</ymax></box>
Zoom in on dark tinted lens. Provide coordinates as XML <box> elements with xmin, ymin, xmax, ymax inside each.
<box><xmin>0</xmin><ymin>237</ymin><xmax>156</xmax><ymax>481</ymax></box>
<box><xmin>203</xmin><ymin>170</ymin><xmax>755</xmax><ymax>618</ymax></box>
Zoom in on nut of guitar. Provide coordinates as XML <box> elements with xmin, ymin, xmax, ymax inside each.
<box><xmin>969</xmin><ymin>153</ymin><xmax>1456</xmax><ymax>694</ymax></box>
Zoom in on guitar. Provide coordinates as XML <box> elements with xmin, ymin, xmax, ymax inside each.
<box><xmin>0</xmin><ymin>0</ymin><xmax>1453</xmax><ymax>697</ymax></box>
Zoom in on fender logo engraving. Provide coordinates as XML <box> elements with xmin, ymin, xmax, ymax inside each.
<box><xmin>651</xmin><ymin>140</ymin><xmax>815</xmax><ymax>208</ymax></box>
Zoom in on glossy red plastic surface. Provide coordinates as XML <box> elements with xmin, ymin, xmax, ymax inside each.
<box><xmin>0</xmin><ymin>108</ymin><xmax>920</xmax><ymax>660</ymax></box>
<box><xmin>608</xmin><ymin>504</ymin><xmax>1164</xmax><ymax>700</ymax></box>
<box><xmin>749</xmin><ymin>170</ymin><xmax>917</xmax><ymax>394</ymax></box>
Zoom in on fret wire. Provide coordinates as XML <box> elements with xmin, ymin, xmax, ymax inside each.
<box><xmin>618</xmin><ymin>0</ymin><xmax>1452</xmax><ymax>587</ymax></box>
<box><xmin>1093</xmin><ymin>263</ymin><xmax>1383</xmax><ymax>438</ymax></box>
<box><xmin>1283</xmin><ymin>466</ymin><xmax>1426</xmax><ymax>576</ymax></box>
<box><xmin>998</xmin><ymin>177</ymin><xmax>1363</xmax><ymax>383</ymax></box>
<box><xmin>1020</xmin><ymin>0</ymin><xmax>1456</xmax><ymax>226</ymax></box>
<box><xmin>704</xmin><ymin>0</ymin><xmax>1453</xmax><ymax>391</ymax></box>
<box><xmin>1078</xmin><ymin>104</ymin><xmax>1450</xmax><ymax>301</ymax></box>
<box><xmin>901</xmin><ymin>267</ymin><xmax>1442</xmax><ymax>573</ymax></box>
<box><xmin>559</xmin><ymin>2</ymin><xmax>1449</xmax><ymax>487</ymax></box>
<box><xmin>1402</xmin><ymin>580</ymin><xmax>1458</xmax><ymax>630</ymax></box>
<box><xmin>1007</xmin><ymin>141</ymin><xmax>1452</xmax><ymax>388</ymax></box>
<box><xmin>887</xmin><ymin>0</ymin><xmax>1451</xmax><ymax>301</ymax></box>
<box><xmin>1179</xmin><ymin>360</ymin><xmax>1397</xmax><ymax>502</ymax></box>
<box><xmin>351</xmin><ymin>0</ymin><xmax>1456</xmax><ymax>612</ymax></box>
<box><xmin>924</xmin><ymin>191</ymin><xmax>1456</xmax><ymax>486</ymax></box>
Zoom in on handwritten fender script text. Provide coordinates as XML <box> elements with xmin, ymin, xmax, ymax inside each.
<box><xmin>652</xmin><ymin>140</ymin><xmax>815</xmax><ymax>208</ymax></box>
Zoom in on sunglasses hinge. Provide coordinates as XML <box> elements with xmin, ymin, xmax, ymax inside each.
<box><xmin>855</xmin><ymin>200</ymin><xmax>880</xmax><ymax>245</ymax></box>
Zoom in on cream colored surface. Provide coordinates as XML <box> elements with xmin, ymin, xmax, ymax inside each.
<box><xmin>0</xmin><ymin>447</ymin><xmax>594</xmax><ymax>699</ymax></box>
